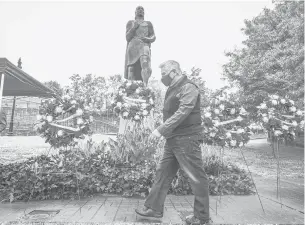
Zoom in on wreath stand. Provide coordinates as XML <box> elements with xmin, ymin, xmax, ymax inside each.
<box><xmin>214</xmin><ymin>118</ymin><xmax>265</xmax><ymax>215</ymax></box>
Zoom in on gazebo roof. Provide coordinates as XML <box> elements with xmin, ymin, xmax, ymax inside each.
<box><xmin>0</xmin><ymin>58</ymin><xmax>55</xmax><ymax>97</ymax></box>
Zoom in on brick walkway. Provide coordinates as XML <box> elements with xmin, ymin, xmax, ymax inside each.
<box><xmin>0</xmin><ymin>194</ymin><xmax>303</xmax><ymax>224</ymax></box>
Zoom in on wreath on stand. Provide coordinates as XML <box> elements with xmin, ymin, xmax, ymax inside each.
<box><xmin>257</xmin><ymin>94</ymin><xmax>304</xmax><ymax>203</ymax></box>
<box><xmin>202</xmin><ymin>93</ymin><xmax>265</xmax><ymax>214</ymax></box>
<box><xmin>35</xmin><ymin>96</ymin><xmax>93</xmax><ymax>149</ymax></box>
<box><xmin>111</xmin><ymin>80</ymin><xmax>156</xmax><ymax>123</ymax></box>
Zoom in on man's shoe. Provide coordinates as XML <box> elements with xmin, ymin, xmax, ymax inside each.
<box><xmin>185</xmin><ymin>214</ymin><xmax>212</xmax><ymax>225</ymax></box>
<box><xmin>135</xmin><ymin>206</ymin><xmax>163</xmax><ymax>218</ymax></box>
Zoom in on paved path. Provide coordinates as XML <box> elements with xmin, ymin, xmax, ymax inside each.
<box><xmin>0</xmin><ymin>194</ymin><xmax>303</xmax><ymax>224</ymax></box>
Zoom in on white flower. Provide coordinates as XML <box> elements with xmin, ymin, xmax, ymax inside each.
<box><xmin>214</xmin><ymin>99</ymin><xmax>219</xmax><ymax>105</ymax></box>
<box><xmin>271</xmin><ymin>95</ymin><xmax>279</xmax><ymax>99</ymax></box>
<box><xmin>282</xmin><ymin>125</ymin><xmax>289</xmax><ymax>130</ymax></box>
<box><xmin>237</xmin><ymin>128</ymin><xmax>245</xmax><ymax>134</ymax></box>
<box><xmin>55</xmin><ymin>106</ymin><xmax>63</xmax><ymax>114</ymax></box>
<box><xmin>290</xmin><ymin>131</ymin><xmax>295</xmax><ymax>136</ymax></box>
<box><xmin>292</xmin><ymin>121</ymin><xmax>298</xmax><ymax>127</ymax></box>
<box><xmin>263</xmin><ymin>117</ymin><xmax>269</xmax><ymax>123</ymax></box>
<box><xmin>230</xmin><ymin>108</ymin><xmax>236</xmax><ymax>115</ymax></box>
<box><xmin>289</xmin><ymin>106</ymin><xmax>297</xmax><ymax>112</ymax></box>
<box><xmin>226</xmin><ymin>132</ymin><xmax>232</xmax><ymax>138</ymax></box>
<box><xmin>280</xmin><ymin>99</ymin><xmax>286</xmax><ymax>104</ymax></box>
<box><xmin>143</xmin><ymin>110</ymin><xmax>148</xmax><ymax>116</ymax></box>
<box><xmin>123</xmin><ymin>111</ymin><xmax>129</xmax><ymax>117</ymax></box>
<box><xmin>210</xmin><ymin>132</ymin><xmax>216</xmax><ymax>137</ymax></box>
<box><xmin>70</xmin><ymin>100</ymin><xmax>77</xmax><ymax>105</ymax></box>
<box><xmin>77</xmin><ymin>118</ymin><xmax>84</xmax><ymax>125</ymax></box>
<box><xmin>96</xmin><ymin>96</ymin><xmax>101</xmax><ymax>101</ymax></box>
<box><xmin>239</xmin><ymin>107</ymin><xmax>247</xmax><ymax>115</ymax></box>
<box><xmin>84</xmin><ymin>105</ymin><xmax>90</xmax><ymax>111</ymax></box>
<box><xmin>289</xmin><ymin>100</ymin><xmax>295</xmax><ymax>105</ymax></box>
<box><xmin>204</xmin><ymin>112</ymin><xmax>212</xmax><ymax>118</ymax></box>
<box><xmin>63</xmin><ymin>95</ymin><xmax>71</xmax><ymax>101</ymax></box>
<box><xmin>271</xmin><ymin>100</ymin><xmax>278</xmax><ymax>105</ymax></box>
<box><xmin>149</xmin><ymin>98</ymin><xmax>154</xmax><ymax>105</ymax></box>
<box><xmin>296</xmin><ymin>110</ymin><xmax>303</xmax><ymax>116</ymax></box>
<box><xmin>214</xmin><ymin>109</ymin><xmax>220</xmax><ymax>115</ymax></box>
<box><xmin>219</xmin><ymin>104</ymin><xmax>225</xmax><ymax>110</ymax></box>
<box><xmin>126</xmin><ymin>82</ymin><xmax>132</xmax><ymax>87</ymax></box>
<box><xmin>260</xmin><ymin>103</ymin><xmax>267</xmax><ymax>109</ymax></box>
<box><xmin>123</xmin><ymin>103</ymin><xmax>129</xmax><ymax>108</ymax></box>
<box><xmin>230</xmin><ymin>140</ymin><xmax>237</xmax><ymax>147</ymax></box>
<box><xmin>42</xmin><ymin>115</ymin><xmax>46</xmax><ymax>120</ymax></box>
<box><xmin>135</xmin><ymin>89</ymin><xmax>140</xmax><ymax>94</ymax></box>
<box><xmin>218</xmin><ymin>96</ymin><xmax>225</xmax><ymax>101</ymax></box>
<box><xmin>117</xmin><ymin>102</ymin><xmax>122</xmax><ymax>108</ymax></box>
<box><xmin>134</xmin><ymin>115</ymin><xmax>140</xmax><ymax>120</ymax></box>
<box><xmin>300</xmin><ymin>120</ymin><xmax>305</xmax><ymax>127</ymax></box>
<box><xmin>274</xmin><ymin>130</ymin><xmax>283</xmax><ymax>136</ymax></box>
<box><xmin>57</xmin><ymin>130</ymin><xmax>64</xmax><ymax>137</ymax></box>
<box><xmin>141</xmin><ymin>103</ymin><xmax>148</xmax><ymax>109</ymax></box>
<box><xmin>36</xmin><ymin>115</ymin><xmax>42</xmax><ymax>121</ymax></box>
<box><xmin>76</xmin><ymin>109</ymin><xmax>83</xmax><ymax>116</ymax></box>
<box><xmin>213</xmin><ymin>120</ymin><xmax>220</xmax><ymax>127</ymax></box>
<box><xmin>89</xmin><ymin>116</ymin><xmax>94</xmax><ymax>122</ymax></box>
<box><xmin>46</xmin><ymin>116</ymin><xmax>53</xmax><ymax>123</ymax></box>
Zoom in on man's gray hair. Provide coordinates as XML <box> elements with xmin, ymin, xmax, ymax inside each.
<box><xmin>159</xmin><ymin>60</ymin><xmax>181</xmax><ymax>73</ymax></box>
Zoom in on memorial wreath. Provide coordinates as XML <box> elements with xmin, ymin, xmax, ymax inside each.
<box><xmin>111</xmin><ymin>80</ymin><xmax>156</xmax><ymax>122</ymax></box>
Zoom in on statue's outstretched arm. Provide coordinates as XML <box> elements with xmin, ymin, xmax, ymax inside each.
<box><xmin>126</xmin><ymin>20</ymin><xmax>138</xmax><ymax>42</ymax></box>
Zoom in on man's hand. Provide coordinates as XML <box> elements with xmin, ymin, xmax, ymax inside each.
<box><xmin>149</xmin><ymin>129</ymin><xmax>161</xmax><ymax>143</ymax></box>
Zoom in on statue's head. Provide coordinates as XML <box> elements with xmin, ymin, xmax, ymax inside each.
<box><xmin>135</xmin><ymin>6</ymin><xmax>144</xmax><ymax>18</ymax></box>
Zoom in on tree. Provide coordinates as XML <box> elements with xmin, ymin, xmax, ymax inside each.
<box><xmin>44</xmin><ymin>80</ymin><xmax>63</xmax><ymax>97</ymax></box>
<box><xmin>223</xmin><ymin>1</ymin><xmax>304</xmax><ymax>113</ymax></box>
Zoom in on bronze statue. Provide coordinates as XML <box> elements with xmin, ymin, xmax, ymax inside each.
<box><xmin>124</xmin><ymin>6</ymin><xmax>156</xmax><ymax>86</ymax></box>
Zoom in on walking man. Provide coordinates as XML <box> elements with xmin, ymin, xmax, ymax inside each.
<box><xmin>135</xmin><ymin>60</ymin><xmax>211</xmax><ymax>224</ymax></box>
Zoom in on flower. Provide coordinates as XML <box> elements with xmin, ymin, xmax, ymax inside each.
<box><xmin>136</xmin><ymin>89</ymin><xmax>141</xmax><ymax>94</ymax></box>
<box><xmin>117</xmin><ymin>102</ymin><xmax>122</xmax><ymax>107</ymax></box>
<box><xmin>238</xmin><ymin>142</ymin><xmax>244</xmax><ymax>147</ymax></box>
<box><xmin>289</xmin><ymin>100</ymin><xmax>295</xmax><ymax>105</ymax></box>
<box><xmin>237</xmin><ymin>128</ymin><xmax>245</xmax><ymax>134</ymax></box>
<box><xmin>77</xmin><ymin>118</ymin><xmax>84</xmax><ymax>125</ymax></box>
<box><xmin>210</xmin><ymin>132</ymin><xmax>216</xmax><ymax>137</ymax></box>
<box><xmin>290</xmin><ymin>131</ymin><xmax>295</xmax><ymax>136</ymax></box>
<box><xmin>282</xmin><ymin>125</ymin><xmax>289</xmax><ymax>130</ymax></box>
<box><xmin>123</xmin><ymin>103</ymin><xmax>129</xmax><ymax>108</ymax></box>
<box><xmin>263</xmin><ymin>117</ymin><xmax>269</xmax><ymax>123</ymax></box>
<box><xmin>271</xmin><ymin>100</ymin><xmax>278</xmax><ymax>105</ymax></box>
<box><xmin>226</xmin><ymin>132</ymin><xmax>232</xmax><ymax>138</ymax></box>
<box><xmin>218</xmin><ymin>96</ymin><xmax>225</xmax><ymax>101</ymax></box>
<box><xmin>134</xmin><ymin>115</ymin><xmax>140</xmax><ymax>121</ymax></box>
<box><xmin>289</xmin><ymin>106</ymin><xmax>296</xmax><ymax>112</ymax></box>
<box><xmin>149</xmin><ymin>98</ymin><xmax>154</xmax><ymax>105</ymax></box>
<box><xmin>271</xmin><ymin>95</ymin><xmax>279</xmax><ymax>99</ymax></box>
<box><xmin>36</xmin><ymin>115</ymin><xmax>42</xmax><ymax>121</ymax></box>
<box><xmin>230</xmin><ymin>140</ymin><xmax>237</xmax><ymax>147</ymax></box>
<box><xmin>143</xmin><ymin>110</ymin><xmax>148</xmax><ymax>116</ymax></box>
<box><xmin>219</xmin><ymin>104</ymin><xmax>225</xmax><ymax>110</ymax></box>
<box><xmin>274</xmin><ymin>130</ymin><xmax>283</xmax><ymax>136</ymax></box>
<box><xmin>57</xmin><ymin>130</ymin><xmax>64</xmax><ymax>137</ymax></box>
<box><xmin>141</xmin><ymin>103</ymin><xmax>148</xmax><ymax>109</ymax></box>
<box><xmin>300</xmin><ymin>120</ymin><xmax>305</xmax><ymax>127</ymax></box>
<box><xmin>70</xmin><ymin>100</ymin><xmax>77</xmax><ymax>105</ymax></box>
<box><xmin>292</xmin><ymin>121</ymin><xmax>298</xmax><ymax>127</ymax></box>
<box><xmin>84</xmin><ymin>106</ymin><xmax>90</xmax><ymax>111</ymax></box>
<box><xmin>55</xmin><ymin>106</ymin><xmax>63</xmax><ymax>114</ymax></box>
<box><xmin>63</xmin><ymin>95</ymin><xmax>71</xmax><ymax>101</ymax></box>
<box><xmin>204</xmin><ymin>112</ymin><xmax>212</xmax><ymax>118</ymax></box>
<box><xmin>280</xmin><ymin>99</ymin><xmax>286</xmax><ymax>104</ymax></box>
<box><xmin>296</xmin><ymin>110</ymin><xmax>303</xmax><ymax>116</ymax></box>
<box><xmin>214</xmin><ymin>109</ymin><xmax>220</xmax><ymax>115</ymax></box>
<box><xmin>230</xmin><ymin>108</ymin><xmax>236</xmax><ymax>115</ymax></box>
<box><xmin>123</xmin><ymin>111</ymin><xmax>129</xmax><ymax>117</ymax></box>
<box><xmin>89</xmin><ymin>116</ymin><xmax>94</xmax><ymax>122</ymax></box>
<box><xmin>239</xmin><ymin>107</ymin><xmax>247</xmax><ymax>115</ymax></box>
<box><xmin>76</xmin><ymin>109</ymin><xmax>83</xmax><ymax>116</ymax></box>
<box><xmin>46</xmin><ymin>116</ymin><xmax>53</xmax><ymax>123</ymax></box>
<box><xmin>96</xmin><ymin>96</ymin><xmax>101</xmax><ymax>101</ymax></box>
<box><xmin>260</xmin><ymin>103</ymin><xmax>267</xmax><ymax>109</ymax></box>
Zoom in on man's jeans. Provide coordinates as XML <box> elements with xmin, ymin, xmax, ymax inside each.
<box><xmin>144</xmin><ymin>134</ymin><xmax>210</xmax><ymax>221</ymax></box>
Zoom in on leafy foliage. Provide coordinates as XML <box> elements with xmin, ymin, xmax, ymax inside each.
<box><xmin>0</xmin><ymin>144</ymin><xmax>255</xmax><ymax>202</ymax></box>
<box><xmin>223</xmin><ymin>1</ymin><xmax>304</xmax><ymax>112</ymax></box>
<box><xmin>44</xmin><ymin>80</ymin><xmax>63</xmax><ymax>97</ymax></box>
